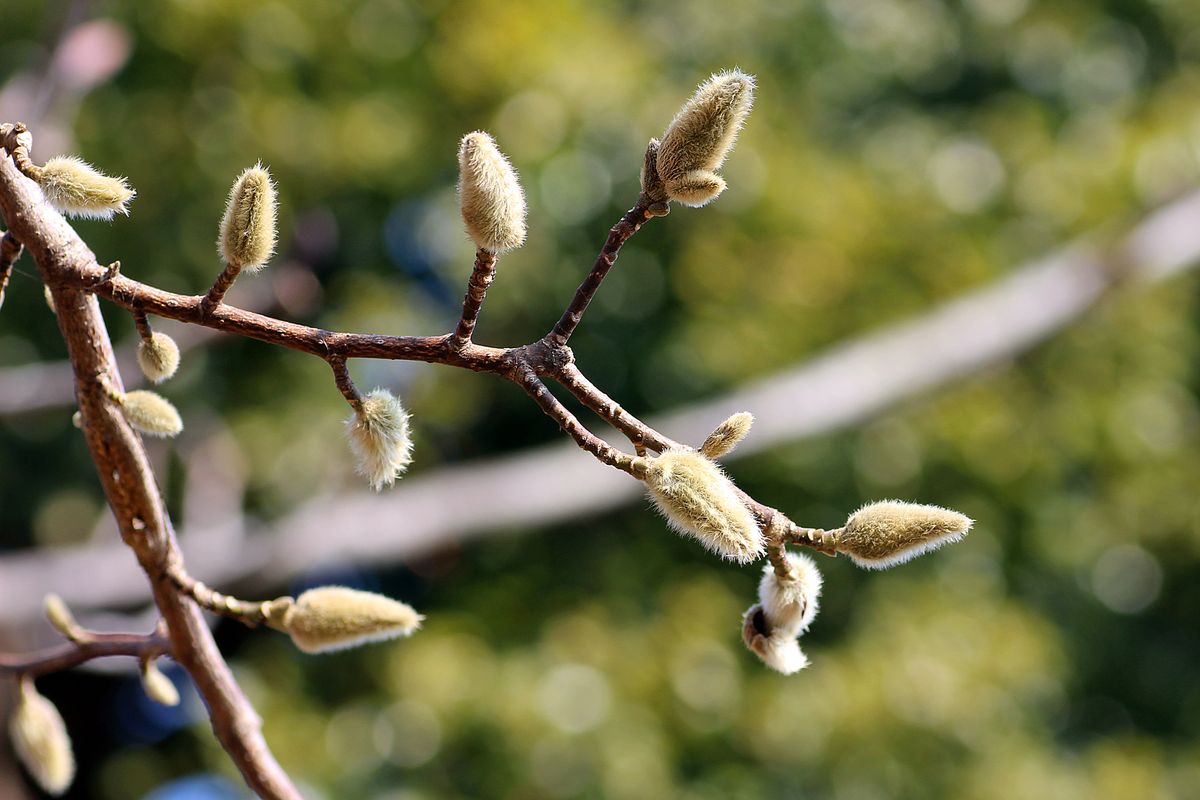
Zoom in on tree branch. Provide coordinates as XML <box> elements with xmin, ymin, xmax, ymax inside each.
<box><xmin>0</xmin><ymin>632</ymin><xmax>168</xmax><ymax>678</ymax></box>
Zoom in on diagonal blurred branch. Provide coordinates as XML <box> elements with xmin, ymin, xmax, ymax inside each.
<box><xmin>2</xmin><ymin>190</ymin><xmax>1199</xmax><ymax>622</ymax></box>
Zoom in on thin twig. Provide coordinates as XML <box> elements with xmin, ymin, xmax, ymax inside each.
<box><xmin>452</xmin><ymin>248</ymin><xmax>498</xmax><ymax>348</ymax></box>
<box><xmin>0</xmin><ymin>230</ymin><xmax>21</xmax><ymax>310</ymax></box>
<box><xmin>0</xmin><ymin>633</ymin><xmax>170</xmax><ymax>678</ymax></box>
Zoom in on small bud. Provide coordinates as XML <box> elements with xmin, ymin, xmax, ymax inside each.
<box><xmin>655</xmin><ymin>70</ymin><xmax>754</xmax><ymax>207</ymax></box>
<box><xmin>71</xmin><ymin>411</ymin><xmax>83</xmax><ymax>429</ymax></box>
<box><xmin>346</xmin><ymin>388</ymin><xmax>413</xmax><ymax>491</ymax></box>
<box><xmin>700</xmin><ymin>411</ymin><xmax>754</xmax><ymax>459</ymax></box>
<box><xmin>118</xmin><ymin>390</ymin><xmax>183</xmax><ymax>438</ymax></box>
<box><xmin>643</xmin><ymin>448</ymin><xmax>763</xmax><ymax>563</ymax></box>
<box><xmin>139</xmin><ymin>660</ymin><xmax>180</xmax><ymax>707</ymax></box>
<box><xmin>8</xmin><ymin>679</ymin><xmax>75</xmax><ymax>796</ymax></box>
<box><xmin>43</xmin><ymin>285</ymin><xmax>55</xmax><ymax>313</ymax></box>
<box><xmin>270</xmin><ymin>586</ymin><xmax>423</xmax><ymax>654</ymax></box>
<box><xmin>218</xmin><ymin>163</ymin><xmax>277</xmax><ymax>271</ymax></box>
<box><xmin>758</xmin><ymin>552</ymin><xmax>822</xmax><ymax>637</ymax></box>
<box><xmin>457</xmin><ymin>132</ymin><xmax>527</xmax><ymax>253</ymax></box>
<box><xmin>838</xmin><ymin>500</ymin><xmax>973</xmax><ymax>569</ymax></box>
<box><xmin>36</xmin><ymin>155</ymin><xmax>134</xmax><ymax>220</ymax></box>
<box><xmin>741</xmin><ymin>604</ymin><xmax>809</xmax><ymax>675</ymax></box>
<box><xmin>136</xmin><ymin>332</ymin><xmax>180</xmax><ymax>384</ymax></box>
<box><xmin>43</xmin><ymin>595</ymin><xmax>79</xmax><ymax>641</ymax></box>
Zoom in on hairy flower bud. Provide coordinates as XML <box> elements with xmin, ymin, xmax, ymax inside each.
<box><xmin>700</xmin><ymin>411</ymin><xmax>754</xmax><ymax>459</ymax></box>
<box><xmin>139</xmin><ymin>660</ymin><xmax>180</xmax><ymax>707</ymax></box>
<box><xmin>741</xmin><ymin>604</ymin><xmax>809</xmax><ymax>675</ymax></box>
<box><xmin>8</xmin><ymin>679</ymin><xmax>75</xmax><ymax>796</ymax></box>
<box><xmin>655</xmin><ymin>71</ymin><xmax>754</xmax><ymax>207</ymax></box>
<box><xmin>838</xmin><ymin>500</ymin><xmax>973</xmax><ymax>569</ymax></box>
<box><xmin>136</xmin><ymin>332</ymin><xmax>180</xmax><ymax>384</ymax></box>
<box><xmin>346</xmin><ymin>388</ymin><xmax>413</xmax><ymax>491</ymax></box>
<box><xmin>758</xmin><ymin>552</ymin><xmax>822</xmax><ymax>637</ymax></box>
<box><xmin>268</xmin><ymin>586</ymin><xmax>423</xmax><ymax>654</ymax></box>
<box><xmin>43</xmin><ymin>594</ymin><xmax>78</xmax><ymax>640</ymax></box>
<box><xmin>119</xmin><ymin>390</ymin><xmax>183</xmax><ymax>438</ymax></box>
<box><xmin>457</xmin><ymin>131</ymin><xmax>527</xmax><ymax>253</ymax></box>
<box><xmin>643</xmin><ymin>449</ymin><xmax>763</xmax><ymax>563</ymax></box>
<box><xmin>37</xmin><ymin>156</ymin><xmax>134</xmax><ymax>219</ymax></box>
<box><xmin>218</xmin><ymin>163</ymin><xmax>277</xmax><ymax>271</ymax></box>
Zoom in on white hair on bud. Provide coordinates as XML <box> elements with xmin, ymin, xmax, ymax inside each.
<box><xmin>457</xmin><ymin>131</ymin><xmax>527</xmax><ymax>253</ymax></box>
<box><xmin>37</xmin><ymin>155</ymin><xmax>134</xmax><ymax>220</ymax></box>
<box><xmin>757</xmin><ymin>551</ymin><xmax>822</xmax><ymax>637</ymax></box>
<box><xmin>838</xmin><ymin>500</ymin><xmax>973</xmax><ymax>569</ymax></box>
<box><xmin>346</xmin><ymin>388</ymin><xmax>413</xmax><ymax>491</ymax></box>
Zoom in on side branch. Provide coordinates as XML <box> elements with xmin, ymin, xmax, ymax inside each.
<box><xmin>0</xmin><ymin>230</ymin><xmax>20</xmax><ymax>309</ymax></box>
<box><xmin>0</xmin><ymin>633</ymin><xmax>169</xmax><ymax>678</ymax></box>
<box><xmin>547</xmin><ymin>202</ymin><xmax>650</xmax><ymax>345</ymax></box>
<box><xmin>452</xmin><ymin>248</ymin><xmax>498</xmax><ymax>347</ymax></box>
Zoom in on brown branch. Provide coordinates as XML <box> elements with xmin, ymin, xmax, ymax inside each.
<box><xmin>203</xmin><ymin>262</ymin><xmax>241</xmax><ymax>309</ymax></box>
<box><xmin>330</xmin><ymin>356</ymin><xmax>361</xmax><ymax>410</ymax></box>
<box><xmin>0</xmin><ymin>632</ymin><xmax>168</xmax><ymax>678</ymax></box>
<box><xmin>547</xmin><ymin>202</ymin><xmax>651</xmax><ymax>345</ymax></box>
<box><xmin>0</xmin><ymin>141</ymin><xmax>302</xmax><ymax>800</ymax></box>
<box><xmin>0</xmin><ymin>229</ymin><xmax>21</xmax><ymax>310</ymax></box>
<box><xmin>452</xmin><ymin>248</ymin><xmax>498</xmax><ymax>347</ymax></box>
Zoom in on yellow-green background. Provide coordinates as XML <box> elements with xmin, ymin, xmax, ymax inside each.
<box><xmin>2</xmin><ymin>0</ymin><xmax>1199</xmax><ymax>797</ymax></box>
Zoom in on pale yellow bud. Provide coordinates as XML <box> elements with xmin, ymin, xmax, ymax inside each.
<box><xmin>218</xmin><ymin>163</ymin><xmax>277</xmax><ymax>271</ymax></box>
<box><xmin>136</xmin><ymin>332</ymin><xmax>180</xmax><ymax>384</ymax></box>
<box><xmin>139</xmin><ymin>660</ymin><xmax>180</xmax><ymax>707</ymax></box>
<box><xmin>118</xmin><ymin>390</ymin><xmax>183</xmax><ymax>438</ymax></box>
<box><xmin>643</xmin><ymin>448</ymin><xmax>763</xmax><ymax>563</ymax></box>
<box><xmin>741</xmin><ymin>604</ymin><xmax>809</xmax><ymax>675</ymax></box>
<box><xmin>346</xmin><ymin>389</ymin><xmax>413</xmax><ymax>491</ymax></box>
<box><xmin>457</xmin><ymin>131</ymin><xmax>527</xmax><ymax>253</ymax></box>
<box><xmin>838</xmin><ymin>500</ymin><xmax>973</xmax><ymax>569</ymax></box>
<box><xmin>271</xmin><ymin>586</ymin><xmax>423</xmax><ymax>654</ymax></box>
<box><xmin>757</xmin><ymin>552</ymin><xmax>822</xmax><ymax>637</ymax></box>
<box><xmin>43</xmin><ymin>594</ymin><xmax>79</xmax><ymax>641</ymax></box>
<box><xmin>700</xmin><ymin>411</ymin><xmax>754</xmax><ymax>459</ymax></box>
<box><xmin>655</xmin><ymin>71</ymin><xmax>754</xmax><ymax>207</ymax></box>
<box><xmin>8</xmin><ymin>679</ymin><xmax>75</xmax><ymax>796</ymax></box>
<box><xmin>37</xmin><ymin>156</ymin><xmax>134</xmax><ymax>220</ymax></box>
<box><xmin>43</xmin><ymin>285</ymin><xmax>55</xmax><ymax>313</ymax></box>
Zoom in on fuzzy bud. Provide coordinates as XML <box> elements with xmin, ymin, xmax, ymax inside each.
<box><xmin>758</xmin><ymin>552</ymin><xmax>822</xmax><ymax>637</ymax></box>
<box><xmin>642</xmin><ymin>448</ymin><xmax>763</xmax><ymax>563</ymax></box>
<box><xmin>218</xmin><ymin>163</ymin><xmax>277</xmax><ymax>271</ymax></box>
<box><xmin>8</xmin><ymin>679</ymin><xmax>75</xmax><ymax>796</ymax></box>
<box><xmin>139</xmin><ymin>660</ymin><xmax>180</xmax><ymax>707</ymax></box>
<box><xmin>655</xmin><ymin>71</ymin><xmax>754</xmax><ymax>207</ymax></box>
<box><xmin>136</xmin><ymin>332</ymin><xmax>180</xmax><ymax>384</ymax></box>
<box><xmin>43</xmin><ymin>285</ymin><xmax>55</xmax><ymax>314</ymax></box>
<box><xmin>36</xmin><ymin>156</ymin><xmax>134</xmax><ymax>220</ymax></box>
<box><xmin>742</xmin><ymin>604</ymin><xmax>809</xmax><ymax>675</ymax></box>
<box><xmin>43</xmin><ymin>594</ymin><xmax>78</xmax><ymax>641</ymax></box>
<box><xmin>457</xmin><ymin>131</ymin><xmax>527</xmax><ymax>253</ymax></box>
<box><xmin>346</xmin><ymin>388</ymin><xmax>413</xmax><ymax>491</ymax></box>
<box><xmin>838</xmin><ymin>500</ymin><xmax>973</xmax><ymax>569</ymax></box>
<box><xmin>268</xmin><ymin>586</ymin><xmax>422</xmax><ymax>654</ymax></box>
<box><xmin>700</xmin><ymin>411</ymin><xmax>754</xmax><ymax>459</ymax></box>
<box><xmin>119</xmin><ymin>390</ymin><xmax>183</xmax><ymax>438</ymax></box>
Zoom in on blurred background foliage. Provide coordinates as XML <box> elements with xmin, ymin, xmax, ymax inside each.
<box><xmin>2</xmin><ymin>0</ymin><xmax>1200</xmax><ymax>797</ymax></box>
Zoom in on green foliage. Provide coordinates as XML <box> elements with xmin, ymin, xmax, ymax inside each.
<box><xmin>3</xmin><ymin>0</ymin><xmax>1200</xmax><ymax>796</ymax></box>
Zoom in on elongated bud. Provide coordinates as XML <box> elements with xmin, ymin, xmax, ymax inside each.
<box><xmin>742</xmin><ymin>604</ymin><xmax>809</xmax><ymax>675</ymax></box>
<box><xmin>837</xmin><ymin>500</ymin><xmax>973</xmax><ymax>569</ymax></box>
<box><xmin>758</xmin><ymin>552</ymin><xmax>822</xmax><ymax>637</ymax></box>
<box><xmin>642</xmin><ymin>449</ymin><xmax>763</xmax><ymax>563</ymax></box>
<box><xmin>457</xmin><ymin>132</ymin><xmax>527</xmax><ymax>253</ymax></box>
<box><xmin>346</xmin><ymin>388</ymin><xmax>413</xmax><ymax>491</ymax></box>
<box><xmin>43</xmin><ymin>285</ymin><xmax>55</xmax><ymax>314</ymax></box>
<box><xmin>36</xmin><ymin>156</ymin><xmax>134</xmax><ymax>219</ymax></box>
<box><xmin>218</xmin><ymin>163</ymin><xmax>277</xmax><ymax>271</ymax></box>
<box><xmin>8</xmin><ymin>679</ymin><xmax>75</xmax><ymax>796</ymax></box>
<box><xmin>118</xmin><ymin>390</ymin><xmax>183</xmax><ymax>438</ymax></box>
<box><xmin>655</xmin><ymin>71</ymin><xmax>754</xmax><ymax>207</ymax></box>
<box><xmin>136</xmin><ymin>331</ymin><xmax>180</xmax><ymax>384</ymax></box>
<box><xmin>266</xmin><ymin>587</ymin><xmax>422</xmax><ymax>654</ymax></box>
<box><xmin>139</xmin><ymin>660</ymin><xmax>180</xmax><ymax>707</ymax></box>
<box><xmin>43</xmin><ymin>595</ymin><xmax>79</xmax><ymax>641</ymax></box>
<box><xmin>700</xmin><ymin>411</ymin><xmax>754</xmax><ymax>459</ymax></box>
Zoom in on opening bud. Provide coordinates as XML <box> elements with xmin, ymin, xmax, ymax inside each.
<box><xmin>346</xmin><ymin>388</ymin><xmax>413</xmax><ymax>491</ymax></box>
<box><xmin>837</xmin><ymin>500</ymin><xmax>973</xmax><ymax>569</ymax></box>
<box><xmin>643</xmin><ymin>448</ymin><xmax>763</xmax><ymax>563</ymax></box>
<box><xmin>758</xmin><ymin>552</ymin><xmax>822</xmax><ymax>637</ymax></box>
<box><xmin>741</xmin><ymin>604</ymin><xmax>810</xmax><ymax>675</ymax></box>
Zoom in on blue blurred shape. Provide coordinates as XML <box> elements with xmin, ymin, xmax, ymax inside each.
<box><xmin>141</xmin><ymin>774</ymin><xmax>246</xmax><ymax>800</ymax></box>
